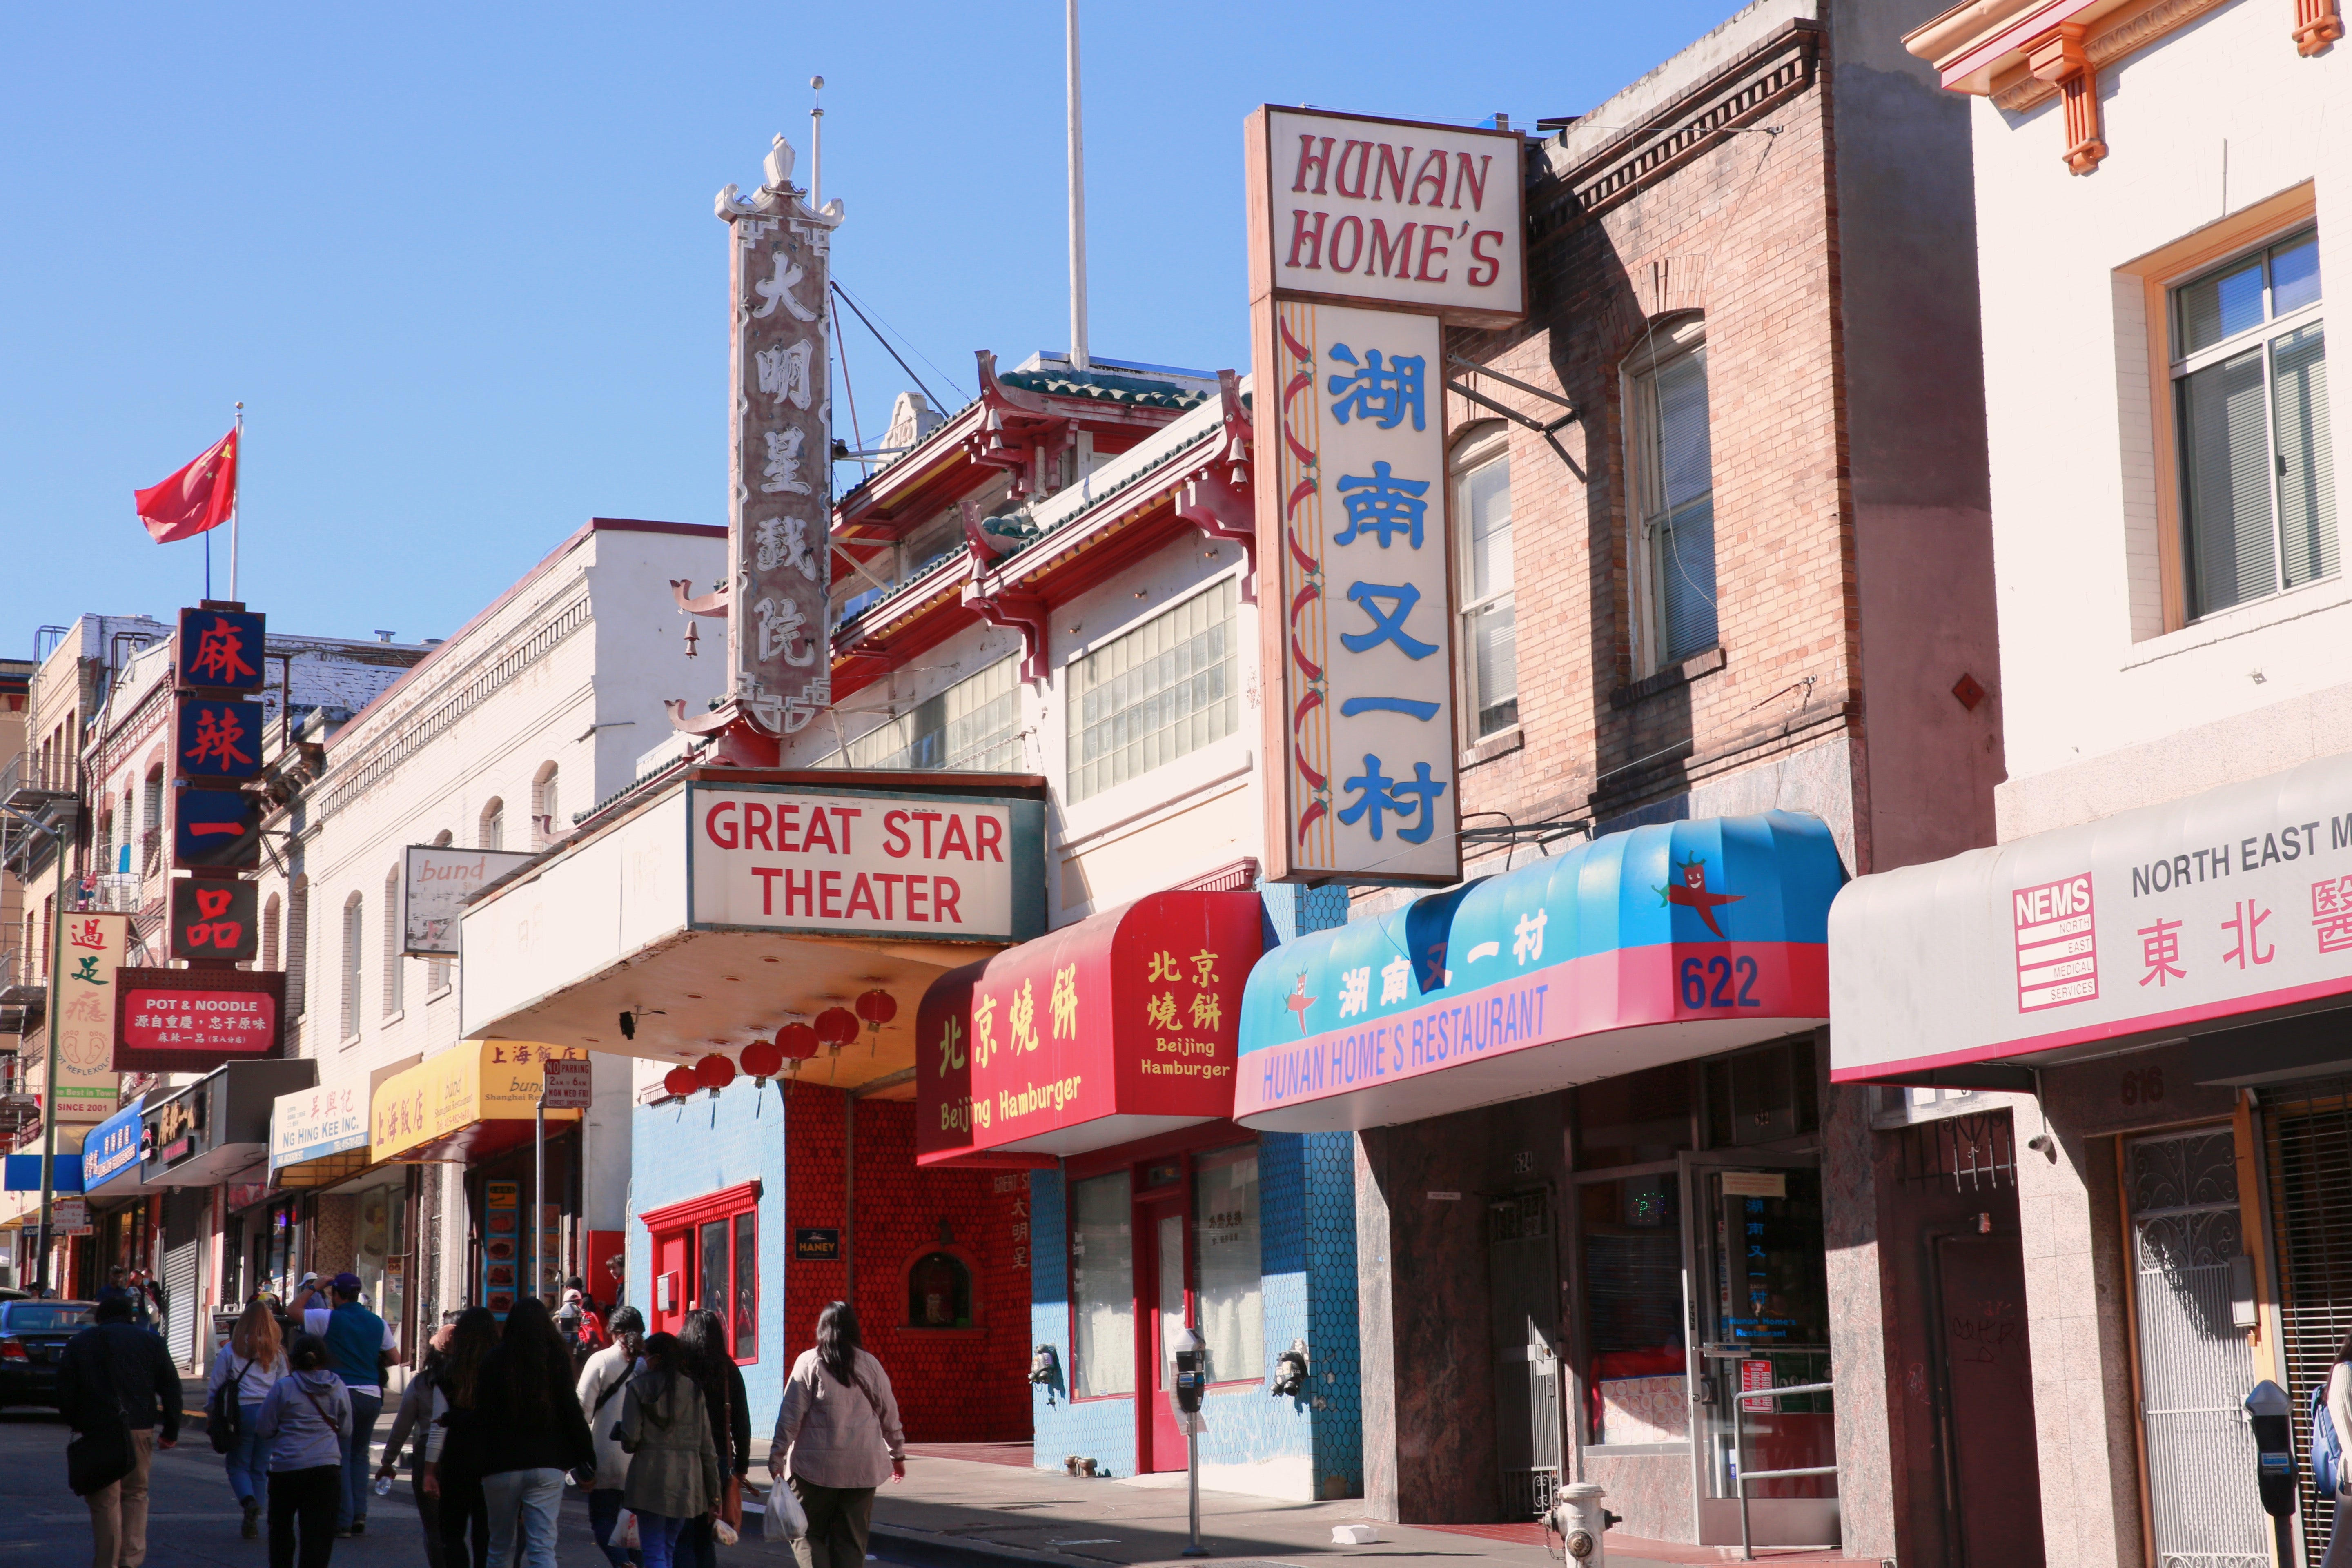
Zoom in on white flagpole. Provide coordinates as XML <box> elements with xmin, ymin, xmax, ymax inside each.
<box><xmin>1066</xmin><ymin>0</ymin><xmax>1090</xmax><ymax>373</ymax></box>
<box><xmin>230</xmin><ymin>402</ymin><xmax>244</xmax><ymax>601</ymax></box>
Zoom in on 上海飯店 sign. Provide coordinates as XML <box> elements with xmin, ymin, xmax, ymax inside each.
<box><xmin>688</xmin><ymin>783</ymin><xmax>1042</xmax><ymax>943</ymax></box>
<box><xmin>1828</xmin><ymin>752</ymin><xmax>2352</xmax><ymax>1080</ymax></box>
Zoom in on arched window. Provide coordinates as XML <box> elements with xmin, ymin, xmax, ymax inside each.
<box><xmin>428</xmin><ymin>830</ymin><xmax>454</xmax><ymax>993</ymax></box>
<box><xmin>263</xmin><ymin>893</ymin><xmax>282</xmax><ymax>973</ymax></box>
<box><xmin>140</xmin><ymin>769</ymin><xmax>164</xmax><ymax>875</ymax></box>
<box><xmin>480</xmin><ymin>798</ymin><xmax>505</xmax><ymax>852</ymax></box>
<box><xmin>906</xmin><ymin>1250</ymin><xmax>974</xmax><ymax>1329</ymax></box>
<box><xmin>382</xmin><ymin>866</ymin><xmax>404</xmax><ymax>1018</ymax></box>
<box><xmin>286</xmin><ymin>877</ymin><xmax>310</xmax><ymax>1020</ymax></box>
<box><xmin>341</xmin><ymin>891</ymin><xmax>363</xmax><ymax>1041</ymax></box>
<box><xmin>533</xmin><ymin>763</ymin><xmax>561</xmax><ymax>848</ymax></box>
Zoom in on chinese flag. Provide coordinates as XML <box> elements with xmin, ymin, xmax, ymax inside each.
<box><xmin>134</xmin><ymin>428</ymin><xmax>238</xmax><ymax>544</ymax></box>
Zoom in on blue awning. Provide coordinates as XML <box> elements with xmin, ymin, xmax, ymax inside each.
<box><xmin>82</xmin><ymin>1098</ymin><xmax>147</xmax><ymax>1194</ymax></box>
<box><xmin>1234</xmin><ymin>812</ymin><xmax>1845</xmax><ymax>1131</ymax></box>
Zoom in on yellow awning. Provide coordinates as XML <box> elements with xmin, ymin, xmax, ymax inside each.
<box><xmin>371</xmin><ymin>1040</ymin><xmax>585</xmax><ymax>1163</ymax></box>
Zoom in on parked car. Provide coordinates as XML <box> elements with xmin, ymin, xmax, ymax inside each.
<box><xmin>0</xmin><ymin>1287</ymin><xmax>28</xmax><ymax>1302</ymax></box>
<box><xmin>0</xmin><ymin>1300</ymin><xmax>95</xmax><ymax>1413</ymax></box>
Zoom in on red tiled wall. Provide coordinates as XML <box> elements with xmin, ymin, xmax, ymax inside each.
<box><xmin>784</xmin><ymin>1083</ymin><xmax>1031</xmax><ymax>1443</ymax></box>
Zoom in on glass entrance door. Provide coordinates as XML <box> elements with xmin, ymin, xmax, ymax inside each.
<box><xmin>1681</xmin><ymin>1152</ymin><xmax>1836</xmax><ymax>1548</ymax></box>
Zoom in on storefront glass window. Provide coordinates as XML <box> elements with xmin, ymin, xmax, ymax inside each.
<box><xmin>1579</xmin><ymin>1174</ymin><xmax>1686</xmax><ymax>1446</ymax></box>
<box><xmin>1192</xmin><ymin>1145</ymin><xmax>1261</xmax><ymax>1386</ymax></box>
<box><xmin>1071</xmin><ymin>1172</ymin><xmax>1134</xmax><ymax>1397</ymax></box>
<box><xmin>732</xmin><ymin>1212</ymin><xmax>757</xmax><ymax>1361</ymax></box>
<box><xmin>1702</xmin><ymin>1039</ymin><xmax>1818</xmax><ymax>1149</ymax></box>
<box><xmin>1577</xmin><ymin>1063</ymin><xmax>1694</xmax><ymax>1168</ymax></box>
<box><xmin>699</xmin><ymin>1218</ymin><xmax>728</xmax><ymax>1321</ymax></box>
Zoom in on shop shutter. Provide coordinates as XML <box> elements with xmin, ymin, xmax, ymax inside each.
<box><xmin>2263</xmin><ymin>1077</ymin><xmax>2352</xmax><ymax>1540</ymax></box>
<box><xmin>161</xmin><ymin>1187</ymin><xmax>208</xmax><ymax>1369</ymax></box>
<box><xmin>2124</xmin><ymin>1128</ymin><xmax>2268</xmax><ymax>1568</ymax></box>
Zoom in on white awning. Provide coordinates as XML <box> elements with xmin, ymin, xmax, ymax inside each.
<box><xmin>1829</xmin><ymin>752</ymin><xmax>2352</xmax><ymax>1082</ymax></box>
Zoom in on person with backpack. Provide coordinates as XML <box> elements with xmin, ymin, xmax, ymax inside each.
<box><xmin>208</xmin><ymin>1300</ymin><xmax>290</xmax><ymax>1538</ymax></box>
<box><xmin>57</xmin><ymin>1288</ymin><xmax>183</xmax><ymax>1568</ymax></box>
<box><xmin>256</xmin><ymin>1334</ymin><xmax>354</xmax><ymax>1568</ymax></box>
<box><xmin>767</xmin><ymin>1302</ymin><xmax>905</xmax><ymax>1568</ymax></box>
<box><xmin>576</xmin><ymin>1305</ymin><xmax>646</xmax><ymax>1568</ymax></box>
<box><xmin>617</xmin><ymin>1333</ymin><xmax>722</xmax><ymax>1568</ymax></box>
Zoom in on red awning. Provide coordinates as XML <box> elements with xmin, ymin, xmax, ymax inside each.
<box><xmin>916</xmin><ymin>890</ymin><xmax>1263</xmax><ymax>1165</ymax></box>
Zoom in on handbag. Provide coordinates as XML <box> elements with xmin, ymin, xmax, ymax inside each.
<box><xmin>206</xmin><ymin>1356</ymin><xmax>252</xmax><ymax>1455</ymax></box>
<box><xmin>715</xmin><ymin>1379</ymin><xmax>744</xmax><ymax>1530</ymax></box>
<box><xmin>66</xmin><ymin>1359</ymin><xmax>136</xmax><ymax>1499</ymax></box>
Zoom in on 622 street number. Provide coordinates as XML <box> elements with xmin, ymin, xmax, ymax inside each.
<box><xmin>1681</xmin><ymin>955</ymin><xmax>1764</xmax><ymax>1010</ymax></box>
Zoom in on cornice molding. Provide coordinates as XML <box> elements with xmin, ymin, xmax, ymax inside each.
<box><xmin>1990</xmin><ymin>0</ymin><xmax>2235</xmax><ymax>109</ymax></box>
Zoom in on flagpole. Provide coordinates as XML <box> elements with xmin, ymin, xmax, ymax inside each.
<box><xmin>230</xmin><ymin>403</ymin><xmax>244</xmax><ymax>601</ymax></box>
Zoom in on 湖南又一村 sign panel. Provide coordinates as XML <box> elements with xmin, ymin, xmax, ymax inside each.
<box><xmin>688</xmin><ymin>783</ymin><xmax>1044</xmax><ymax>943</ymax></box>
<box><xmin>1247</xmin><ymin>107</ymin><xmax>1525</xmax><ymax>326</ymax></box>
<box><xmin>1827</xmin><ymin>752</ymin><xmax>2352</xmax><ymax>1081</ymax></box>
<box><xmin>1255</xmin><ymin>302</ymin><xmax>1459</xmax><ymax>885</ymax></box>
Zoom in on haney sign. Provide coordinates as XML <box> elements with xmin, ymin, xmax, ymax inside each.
<box><xmin>1254</xmin><ymin>303</ymin><xmax>1459</xmax><ymax>884</ymax></box>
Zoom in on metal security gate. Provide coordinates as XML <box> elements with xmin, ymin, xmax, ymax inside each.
<box><xmin>2125</xmin><ymin>1129</ymin><xmax>2267</xmax><ymax>1568</ymax></box>
<box><xmin>161</xmin><ymin>1186</ymin><xmax>208</xmax><ymax>1370</ymax></box>
<box><xmin>2262</xmin><ymin>1077</ymin><xmax>2352</xmax><ymax>1544</ymax></box>
<box><xmin>1488</xmin><ymin>1190</ymin><xmax>1562</xmax><ymax>1519</ymax></box>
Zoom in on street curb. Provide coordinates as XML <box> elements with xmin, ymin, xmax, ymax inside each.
<box><xmin>868</xmin><ymin>1524</ymin><xmax>1102</xmax><ymax>1568</ymax></box>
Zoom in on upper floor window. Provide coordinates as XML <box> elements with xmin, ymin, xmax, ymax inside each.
<box><xmin>826</xmin><ymin>655</ymin><xmax>1021</xmax><ymax>772</ymax></box>
<box><xmin>1068</xmin><ymin>576</ymin><xmax>1239</xmax><ymax>804</ymax></box>
<box><xmin>533</xmin><ymin>764</ymin><xmax>561</xmax><ymax>847</ymax></box>
<box><xmin>340</xmin><ymin>892</ymin><xmax>363</xmax><ymax>1041</ymax></box>
<box><xmin>2173</xmin><ymin>229</ymin><xmax>2335</xmax><ymax>617</ymax></box>
<box><xmin>1628</xmin><ymin>318</ymin><xmax>1719</xmax><ymax>668</ymax></box>
<box><xmin>480</xmin><ymin>798</ymin><xmax>505</xmax><ymax>853</ymax></box>
<box><xmin>1454</xmin><ymin>432</ymin><xmax>1517</xmax><ymax>739</ymax></box>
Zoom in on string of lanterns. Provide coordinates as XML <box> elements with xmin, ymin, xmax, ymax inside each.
<box><xmin>659</xmin><ymin>988</ymin><xmax>898</xmax><ymax>1099</ymax></box>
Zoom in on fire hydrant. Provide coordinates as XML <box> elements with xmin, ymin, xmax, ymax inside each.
<box><xmin>1550</xmin><ymin>1483</ymin><xmax>1619</xmax><ymax>1568</ymax></box>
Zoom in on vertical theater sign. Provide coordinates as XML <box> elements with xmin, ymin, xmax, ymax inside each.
<box><xmin>1245</xmin><ymin>109</ymin><xmax>1525</xmax><ymax>886</ymax></box>
<box><xmin>671</xmin><ymin>134</ymin><xmax>843</xmax><ymax>762</ymax></box>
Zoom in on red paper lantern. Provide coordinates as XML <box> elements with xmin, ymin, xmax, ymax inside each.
<box><xmin>662</xmin><ymin>1066</ymin><xmax>697</xmax><ymax>1098</ymax></box>
<box><xmin>855</xmin><ymin>989</ymin><xmax>898</xmax><ymax>1025</ymax></box>
<box><xmin>740</xmin><ymin>1039</ymin><xmax>785</xmax><ymax>1079</ymax></box>
<box><xmin>694</xmin><ymin>1053</ymin><xmax>738</xmax><ymax>1090</ymax></box>
<box><xmin>814</xmin><ymin>1007</ymin><xmax>860</xmax><ymax>1047</ymax></box>
<box><xmin>775</xmin><ymin>1022</ymin><xmax>821</xmax><ymax>1059</ymax></box>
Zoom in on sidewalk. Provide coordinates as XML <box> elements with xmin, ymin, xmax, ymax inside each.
<box><xmin>837</xmin><ymin>1448</ymin><xmax>1849</xmax><ymax>1568</ymax></box>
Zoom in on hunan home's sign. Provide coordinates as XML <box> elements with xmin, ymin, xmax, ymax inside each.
<box><xmin>689</xmin><ymin>783</ymin><xmax>1045</xmax><ymax>944</ymax></box>
<box><xmin>917</xmin><ymin>891</ymin><xmax>1263</xmax><ymax>1164</ymax></box>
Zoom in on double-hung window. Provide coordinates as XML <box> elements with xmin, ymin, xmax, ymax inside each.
<box><xmin>1454</xmin><ymin>437</ymin><xmax>1517</xmax><ymax>738</ymax></box>
<box><xmin>1628</xmin><ymin>319</ymin><xmax>1719</xmax><ymax>667</ymax></box>
<box><xmin>1067</xmin><ymin>577</ymin><xmax>1239</xmax><ymax>803</ymax></box>
<box><xmin>2173</xmin><ymin>229</ymin><xmax>2335</xmax><ymax>617</ymax></box>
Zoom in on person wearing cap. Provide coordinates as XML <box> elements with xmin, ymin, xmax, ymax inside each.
<box><xmin>313</xmin><ymin>1274</ymin><xmax>395</xmax><ymax>1537</ymax></box>
<box><xmin>561</xmin><ymin>1289</ymin><xmax>608</xmax><ymax>1372</ymax></box>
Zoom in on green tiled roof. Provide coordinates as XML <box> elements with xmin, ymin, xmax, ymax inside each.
<box><xmin>996</xmin><ymin>368</ymin><xmax>1211</xmax><ymax>410</ymax></box>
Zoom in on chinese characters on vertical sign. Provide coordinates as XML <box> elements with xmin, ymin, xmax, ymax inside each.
<box><xmin>721</xmin><ymin>138</ymin><xmax>840</xmax><ymax>737</ymax></box>
<box><xmin>1260</xmin><ymin>303</ymin><xmax>1458</xmax><ymax>882</ymax></box>
<box><xmin>1247</xmin><ymin>107</ymin><xmax>1525</xmax><ymax>886</ymax></box>
<box><xmin>51</xmin><ymin>913</ymin><xmax>125</xmax><ymax>1123</ymax></box>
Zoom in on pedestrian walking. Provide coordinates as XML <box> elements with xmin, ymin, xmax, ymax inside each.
<box><xmin>56</xmin><ymin>1288</ymin><xmax>183</xmax><ymax>1568</ymax></box>
<box><xmin>576</xmin><ymin>1305</ymin><xmax>646</xmax><ymax>1568</ymax></box>
<box><xmin>473</xmin><ymin>1296</ymin><xmax>596</xmax><ymax>1568</ymax></box>
<box><xmin>255</xmin><ymin>1334</ymin><xmax>353</xmax><ymax>1568</ymax></box>
<box><xmin>617</xmin><ymin>1334</ymin><xmax>721</xmax><ymax>1568</ymax></box>
<box><xmin>379</xmin><ymin>1316</ymin><xmax>458</xmax><ymax>1568</ymax></box>
<box><xmin>675</xmin><ymin>1309</ymin><xmax>750</xmax><ymax>1568</ymax></box>
<box><xmin>208</xmin><ymin>1300</ymin><xmax>290</xmax><ymax>1538</ymax></box>
<box><xmin>767</xmin><ymin>1303</ymin><xmax>904</xmax><ymax>1568</ymax></box>
<box><xmin>307</xmin><ymin>1273</ymin><xmax>395</xmax><ymax>1535</ymax></box>
<box><xmin>423</xmin><ymin>1308</ymin><xmax>501</xmax><ymax>1568</ymax></box>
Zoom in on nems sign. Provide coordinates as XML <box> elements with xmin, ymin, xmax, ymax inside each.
<box><xmin>1248</xmin><ymin>107</ymin><xmax>1525</xmax><ymax>326</ymax></box>
<box><xmin>688</xmin><ymin>783</ymin><xmax>1045</xmax><ymax>944</ymax></box>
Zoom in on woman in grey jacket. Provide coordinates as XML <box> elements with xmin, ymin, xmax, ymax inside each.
<box><xmin>618</xmin><ymin>1333</ymin><xmax>720</xmax><ymax>1568</ymax></box>
<box><xmin>256</xmin><ymin>1335</ymin><xmax>353</xmax><ymax>1568</ymax></box>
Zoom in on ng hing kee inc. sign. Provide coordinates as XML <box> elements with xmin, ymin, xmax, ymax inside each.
<box><xmin>687</xmin><ymin>784</ymin><xmax>1044</xmax><ymax>944</ymax></box>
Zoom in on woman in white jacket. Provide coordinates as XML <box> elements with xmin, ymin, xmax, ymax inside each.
<box><xmin>575</xmin><ymin>1305</ymin><xmax>645</xmax><ymax>1568</ymax></box>
<box><xmin>208</xmin><ymin>1301</ymin><xmax>290</xmax><ymax>1539</ymax></box>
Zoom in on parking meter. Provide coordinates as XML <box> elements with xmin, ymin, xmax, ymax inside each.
<box><xmin>1174</xmin><ymin>1342</ymin><xmax>1205</xmax><ymax>1416</ymax></box>
<box><xmin>2246</xmin><ymin>1381</ymin><xmax>2299</xmax><ymax>1518</ymax></box>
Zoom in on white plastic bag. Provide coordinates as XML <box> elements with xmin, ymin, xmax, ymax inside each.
<box><xmin>616</xmin><ymin>1510</ymin><xmax>641</xmax><ymax>1550</ymax></box>
<box><xmin>714</xmin><ymin>1520</ymin><xmax>739</xmax><ymax>1548</ymax></box>
<box><xmin>760</xmin><ymin>1479</ymin><xmax>809</xmax><ymax>1544</ymax></box>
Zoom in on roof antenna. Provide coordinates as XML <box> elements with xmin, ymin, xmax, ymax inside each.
<box><xmin>1065</xmin><ymin>0</ymin><xmax>1090</xmax><ymax>372</ymax></box>
<box><xmin>809</xmin><ymin>76</ymin><xmax>825</xmax><ymax>212</ymax></box>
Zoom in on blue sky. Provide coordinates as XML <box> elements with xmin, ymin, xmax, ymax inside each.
<box><xmin>0</xmin><ymin>1</ymin><xmax>1739</xmax><ymax>657</ymax></box>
